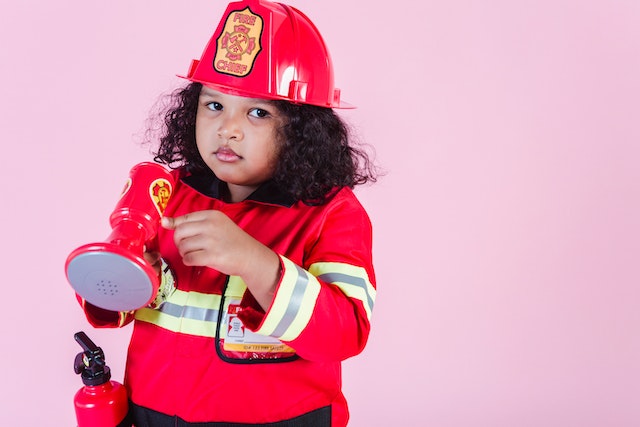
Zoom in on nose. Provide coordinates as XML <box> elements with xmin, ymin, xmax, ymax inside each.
<box><xmin>217</xmin><ymin>113</ymin><xmax>243</xmax><ymax>141</ymax></box>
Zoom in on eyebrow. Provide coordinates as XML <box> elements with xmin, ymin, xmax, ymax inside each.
<box><xmin>200</xmin><ymin>87</ymin><xmax>275</xmax><ymax>106</ymax></box>
<box><xmin>199</xmin><ymin>87</ymin><xmax>219</xmax><ymax>97</ymax></box>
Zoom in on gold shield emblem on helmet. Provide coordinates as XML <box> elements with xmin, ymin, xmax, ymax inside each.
<box><xmin>214</xmin><ymin>7</ymin><xmax>263</xmax><ymax>77</ymax></box>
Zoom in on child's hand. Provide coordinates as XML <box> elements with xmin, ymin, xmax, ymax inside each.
<box><xmin>143</xmin><ymin>249</ymin><xmax>162</xmax><ymax>277</ymax></box>
<box><xmin>162</xmin><ymin>210</ymin><xmax>280</xmax><ymax>310</ymax></box>
<box><xmin>161</xmin><ymin>210</ymin><xmax>253</xmax><ymax>274</ymax></box>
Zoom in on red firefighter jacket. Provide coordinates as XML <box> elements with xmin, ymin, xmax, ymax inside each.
<box><xmin>78</xmin><ymin>169</ymin><xmax>376</xmax><ymax>426</ymax></box>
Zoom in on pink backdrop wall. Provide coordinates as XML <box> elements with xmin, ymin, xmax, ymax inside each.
<box><xmin>1</xmin><ymin>1</ymin><xmax>639</xmax><ymax>425</ymax></box>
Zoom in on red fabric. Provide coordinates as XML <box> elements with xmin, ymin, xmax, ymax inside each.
<box><xmin>80</xmin><ymin>170</ymin><xmax>375</xmax><ymax>426</ymax></box>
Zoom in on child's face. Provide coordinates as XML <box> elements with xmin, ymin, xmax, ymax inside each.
<box><xmin>196</xmin><ymin>86</ymin><xmax>283</xmax><ymax>201</ymax></box>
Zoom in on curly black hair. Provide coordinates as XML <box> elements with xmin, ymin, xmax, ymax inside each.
<box><xmin>150</xmin><ymin>82</ymin><xmax>377</xmax><ymax>204</ymax></box>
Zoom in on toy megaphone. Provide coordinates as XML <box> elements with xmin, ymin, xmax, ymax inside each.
<box><xmin>65</xmin><ymin>162</ymin><xmax>174</xmax><ymax>312</ymax></box>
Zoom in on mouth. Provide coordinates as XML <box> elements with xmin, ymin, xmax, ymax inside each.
<box><xmin>214</xmin><ymin>147</ymin><xmax>242</xmax><ymax>162</ymax></box>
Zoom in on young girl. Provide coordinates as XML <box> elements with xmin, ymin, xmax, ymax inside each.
<box><xmin>78</xmin><ymin>1</ymin><xmax>377</xmax><ymax>425</ymax></box>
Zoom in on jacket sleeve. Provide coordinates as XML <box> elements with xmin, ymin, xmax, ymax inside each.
<box><xmin>238</xmin><ymin>191</ymin><xmax>377</xmax><ymax>362</ymax></box>
<box><xmin>76</xmin><ymin>294</ymin><xmax>136</xmax><ymax>328</ymax></box>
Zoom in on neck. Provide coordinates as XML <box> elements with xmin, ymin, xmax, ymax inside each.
<box><xmin>225</xmin><ymin>183</ymin><xmax>259</xmax><ymax>203</ymax></box>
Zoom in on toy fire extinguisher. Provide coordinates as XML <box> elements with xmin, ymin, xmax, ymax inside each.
<box><xmin>65</xmin><ymin>162</ymin><xmax>174</xmax><ymax>312</ymax></box>
<box><xmin>73</xmin><ymin>331</ymin><xmax>129</xmax><ymax>427</ymax></box>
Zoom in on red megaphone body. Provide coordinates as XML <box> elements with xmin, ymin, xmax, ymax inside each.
<box><xmin>66</xmin><ymin>162</ymin><xmax>174</xmax><ymax>312</ymax></box>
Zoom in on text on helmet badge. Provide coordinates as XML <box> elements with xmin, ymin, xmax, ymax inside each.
<box><xmin>214</xmin><ymin>7</ymin><xmax>263</xmax><ymax>77</ymax></box>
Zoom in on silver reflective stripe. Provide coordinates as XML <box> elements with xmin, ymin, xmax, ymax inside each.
<box><xmin>271</xmin><ymin>264</ymin><xmax>309</xmax><ymax>337</ymax></box>
<box><xmin>318</xmin><ymin>272</ymin><xmax>374</xmax><ymax>312</ymax></box>
<box><xmin>158</xmin><ymin>301</ymin><xmax>219</xmax><ymax>323</ymax></box>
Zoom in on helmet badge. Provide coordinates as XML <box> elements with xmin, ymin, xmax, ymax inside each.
<box><xmin>214</xmin><ymin>7</ymin><xmax>263</xmax><ymax>77</ymax></box>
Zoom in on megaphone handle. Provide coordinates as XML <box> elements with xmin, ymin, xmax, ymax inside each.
<box><xmin>106</xmin><ymin>219</ymin><xmax>148</xmax><ymax>254</ymax></box>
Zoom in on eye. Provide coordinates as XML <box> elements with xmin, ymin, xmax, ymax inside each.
<box><xmin>249</xmin><ymin>108</ymin><xmax>270</xmax><ymax>118</ymax></box>
<box><xmin>206</xmin><ymin>101</ymin><xmax>223</xmax><ymax>111</ymax></box>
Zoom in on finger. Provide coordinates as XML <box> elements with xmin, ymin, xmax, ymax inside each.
<box><xmin>161</xmin><ymin>216</ymin><xmax>176</xmax><ymax>230</ymax></box>
<box><xmin>142</xmin><ymin>251</ymin><xmax>162</xmax><ymax>277</ymax></box>
<box><xmin>143</xmin><ymin>250</ymin><xmax>161</xmax><ymax>265</ymax></box>
<box><xmin>181</xmin><ymin>248</ymin><xmax>207</xmax><ymax>267</ymax></box>
<box><xmin>162</xmin><ymin>214</ymin><xmax>194</xmax><ymax>230</ymax></box>
<box><xmin>174</xmin><ymin>232</ymin><xmax>213</xmax><ymax>258</ymax></box>
<box><xmin>162</xmin><ymin>211</ymin><xmax>209</xmax><ymax>230</ymax></box>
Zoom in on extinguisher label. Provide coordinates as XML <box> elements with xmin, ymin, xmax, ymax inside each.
<box><xmin>214</xmin><ymin>6</ymin><xmax>263</xmax><ymax>77</ymax></box>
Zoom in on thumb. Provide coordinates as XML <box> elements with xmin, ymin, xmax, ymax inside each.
<box><xmin>161</xmin><ymin>216</ymin><xmax>177</xmax><ymax>230</ymax></box>
<box><xmin>162</xmin><ymin>212</ymin><xmax>200</xmax><ymax>229</ymax></box>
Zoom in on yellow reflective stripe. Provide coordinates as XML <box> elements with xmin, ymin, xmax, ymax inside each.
<box><xmin>180</xmin><ymin>316</ymin><xmax>218</xmax><ymax>338</ymax></box>
<box><xmin>134</xmin><ymin>289</ymin><xmax>223</xmax><ymax>338</ymax></box>
<box><xmin>136</xmin><ymin>306</ymin><xmax>190</xmax><ymax>333</ymax></box>
<box><xmin>256</xmin><ymin>256</ymin><xmax>320</xmax><ymax>341</ymax></box>
<box><xmin>309</xmin><ymin>262</ymin><xmax>376</xmax><ymax>320</ymax></box>
<box><xmin>226</xmin><ymin>276</ymin><xmax>248</xmax><ymax>297</ymax></box>
<box><xmin>179</xmin><ymin>288</ymin><xmax>222</xmax><ymax>309</ymax></box>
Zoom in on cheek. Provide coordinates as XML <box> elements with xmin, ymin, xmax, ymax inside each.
<box><xmin>194</xmin><ymin>134</ymin><xmax>205</xmax><ymax>156</ymax></box>
<box><xmin>194</xmin><ymin>119</ymin><xmax>208</xmax><ymax>152</ymax></box>
<box><xmin>269</xmin><ymin>144</ymin><xmax>282</xmax><ymax>169</ymax></box>
<box><xmin>265</xmin><ymin>135</ymin><xmax>282</xmax><ymax>169</ymax></box>
<box><xmin>269</xmin><ymin>126</ymin><xmax>285</xmax><ymax>159</ymax></box>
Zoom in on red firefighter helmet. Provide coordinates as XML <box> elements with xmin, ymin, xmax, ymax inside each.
<box><xmin>181</xmin><ymin>0</ymin><xmax>353</xmax><ymax>108</ymax></box>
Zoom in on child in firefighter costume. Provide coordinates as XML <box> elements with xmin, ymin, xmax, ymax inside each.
<box><xmin>76</xmin><ymin>0</ymin><xmax>377</xmax><ymax>425</ymax></box>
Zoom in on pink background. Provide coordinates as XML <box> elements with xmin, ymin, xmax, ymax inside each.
<box><xmin>1</xmin><ymin>0</ymin><xmax>639</xmax><ymax>425</ymax></box>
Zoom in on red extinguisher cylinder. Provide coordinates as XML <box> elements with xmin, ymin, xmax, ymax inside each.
<box><xmin>74</xmin><ymin>382</ymin><xmax>129</xmax><ymax>427</ymax></box>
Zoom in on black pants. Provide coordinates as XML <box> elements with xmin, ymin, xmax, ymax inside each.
<box><xmin>126</xmin><ymin>402</ymin><xmax>331</xmax><ymax>427</ymax></box>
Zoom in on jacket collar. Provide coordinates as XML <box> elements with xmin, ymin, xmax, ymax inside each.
<box><xmin>181</xmin><ymin>170</ymin><xmax>296</xmax><ymax>207</ymax></box>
